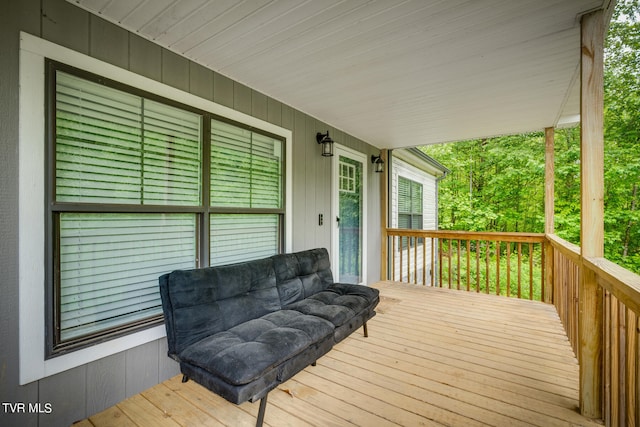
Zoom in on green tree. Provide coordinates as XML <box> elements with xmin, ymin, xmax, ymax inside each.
<box><xmin>423</xmin><ymin>133</ymin><xmax>545</xmax><ymax>233</ymax></box>
<box><xmin>603</xmin><ymin>0</ymin><xmax>640</xmax><ymax>270</ymax></box>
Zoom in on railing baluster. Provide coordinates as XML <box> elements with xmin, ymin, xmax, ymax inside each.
<box><xmin>540</xmin><ymin>242</ymin><xmax>548</xmax><ymax>302</ymax></box>
<box><xmin>485</xmin><ymin>241</ymin><xmax>490</xmax><ymax>294</ymax></box>
<box><xmin>466</xmin><ymin>239</ymin><xmax>471</xmax><ymax>292</ymax></box>
<box><xmin>529</xmin><ymin>242</ymin><xmax>534</xmax><ymax>300</ymax></box>
<box><xmin>400</xmin><ymin>236</ymin><xmax>404</xmax><ymax>282</ymax></box>
<box><xmin>506</xmin><ymin>242</ymin><xmax>511</xmax><ymax>297</ymax></box>
<box><xmin>407</xmin><ymin>236</ymin><xmax>411</xmax><ymax>283</ymax></box>
<box><xmin>605</xmin><ymin>290</ymin><xmax>612</xmax><ymax>426</ymax></box>
<box><xmin>391</xmin><ymin>234</ymin><xmax>396</xmax><ymax>281</ymax></box>
<box><xmin>476</xmin><ymin>240</ymin><xmax>481</xmax><ymax>293</ymax></box>
<box><xmin>447</xmin><ymin>239</ymin><xmax>452</xmax><ymax>289</ymax></box>
<box><xmin>612</xmin><ymin>295</ymin><xmax>621</xmax><ymax>426</ymax></box>
<box><xmin>431</xmin><ymin>237</ymin><xmax>435</xmax><ymax>286</ymax></box>
<box><xmin>422</xmin><ymin>237</ymin><xmax>427</xmax><ymax>286</ymax></box>
<box><xmin>496</xmin><ymin>241</ymin><xmax>501</xmax><ymax>296</ymax></box>
<box><xmin>438</xmin><ymin>238</ymin><xmax>443</xmax><ymax>287</ymax></box>
<box><xmin>413</xmin><ymin>236</ymin><xmax>418</xmax><ymax>285</ymax></box>
<box><xmin>626</xmin><ymin>308</ymin><xmax>636</xmax><ymax>427</ymax></box>
<box><xmin>517</xmin><ymin>242</ymin><xmax>522</xmax><ymax>298</ymax></box>
<box><xmin>456</xmin><ymin>239</ymin><xmax>461</xmax><ymax>290</ymax></box>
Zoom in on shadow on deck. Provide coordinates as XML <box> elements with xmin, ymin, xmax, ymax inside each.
<box><xmin>75</xmin><ymin>281</ymin><xmax>602</xmax><ymax>426</ymax></box>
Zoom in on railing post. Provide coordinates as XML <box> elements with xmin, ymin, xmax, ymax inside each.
<box><xmin>380</xmin><ymin>149</ymin><xmax>389</xmax><ymax>281</ymax></box>
<box><xmin>544</xmin><ymin>127</ymin><xmax>555</xmax><ymax>304</ymax></box>
<box><xmin>545</xmin><ymin>241</ymin><xmax>554</xmax><ymax>304</ymax></box>
<box><xmin>579</xmin><ymin>9</ymin><xmax>605</xmax><ymax>420</ymax></box>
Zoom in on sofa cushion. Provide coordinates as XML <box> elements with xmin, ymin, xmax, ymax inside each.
<box><xmin>159</xmin><ymin>257</ymin><xmax>280</xmax><ymax>355</ymax></box>
<box><xmin>178</xmin><ymin>310</ymin><xmax>334</xmax><ymax>386</ymax></box>
<box><xmin>273</xmin><ymin>248</ymin><xmax>334</xmax><ymax>305</ymax></box>
<box><xmin>284</xmin><ymin>283</ymin><xmax>380</xmax><ymax>328</ymax></box>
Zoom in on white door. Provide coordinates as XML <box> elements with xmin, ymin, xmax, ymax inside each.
<box><xmin>332</xmin><ymin>146</ymin><xmax>367</xmax><ymax>284</ymax></box>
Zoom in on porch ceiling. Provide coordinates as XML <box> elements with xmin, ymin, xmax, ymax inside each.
<box><xmin>70</xmin><ymin>0</ymin><xmax>606</xmax><ymax>149</ymax></box>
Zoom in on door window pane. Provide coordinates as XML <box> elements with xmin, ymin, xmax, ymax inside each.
<box><xmin>338</xmin><ymin>156</ymin><xmax>363</xmax><ymax>284</ymax></box>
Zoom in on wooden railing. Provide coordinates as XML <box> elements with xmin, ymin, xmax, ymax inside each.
<box><xmin>547</xmin><ymin>233</ymin><xmax>640</xmax><ymax>425</ymax></box>
<box><xmin>386</xmin><ymin>229</ymin><xmax>640</xmax><ymax>425</ymax></box>
<box><xmin>547</xmin><ymin>233</ymin><xmax>581</xmax><ymax>357</ymax></box>
<box><xmin>386</xmin><ymin>229</ymin><xmax>547</xmax><ymax>301</ymax></box>
<box><xmin>585</xmin><ymin>257</ymin><xmax>640</xmax><ymax>426</ymax></box>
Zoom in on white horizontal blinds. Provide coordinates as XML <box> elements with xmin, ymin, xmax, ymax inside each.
<box><xmin>56</xmin><ymin>72</ymin><xmax>142</xmax><ymax>203</ymax></box>
<box><xmin>209</xmin><ymin>119</ymin><xmax>283</xmax><ymax>265</ymax></box>
<box><xmin>398</xmin><ymin>177</ymin><xmax>411</xmax><ymax>229</ymax></box>
<box><xmin>210</xmin><ymin>119</ymin><xmax>282</xmax><ymax>208</ymax></box>
<box><xmin>413</xmin><ymin>180</ymin><xmax>423</xmax><ymax>216</ymax></box>
<box><xmin>55</xmin><ymin>71</ymin><xmax>201</xmax><ymax>205</ymax></box>
<box><xmin>59</xmin><ymin>213</ymin><xmax>196</xmax><ymax>340</ymax></box>
<box><xmin>398</xmin><ymin>176</ymin><xmax>423</xmax><ymax>229</ymax></box>
<box><xmin>251</xmin><ymin>132</ymin><xmax>282</xmax><ymax>208</ymax></box>
<box><xmin>53</xmin><ymin>70</ymin><xmax>202</xmax><ymax>345</ymax></box>
<box><xmin>142</xmin><ymin>100</ymin><xmax>201</xmax><ymax>205</ymax></box>
<box><xmin>210</xmin><ymin>120</ymin><xmax>252</xmax><ymax>206</ymax></box>
<box><xmin>210</xmin><ymin>214</ymin><xmax>279</xmax><ymax>266</ymax></box>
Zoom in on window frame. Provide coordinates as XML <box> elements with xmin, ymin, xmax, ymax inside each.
<box><xmin>18</xmin><ymin>31</ymin><xmax>292</xmax><ymax>384</ymax></box>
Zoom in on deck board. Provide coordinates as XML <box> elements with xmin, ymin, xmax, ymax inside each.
<box><xmin>80</xmin><ymin>282</ymin><xmax>603</xmax><ymax>427</ymax></box>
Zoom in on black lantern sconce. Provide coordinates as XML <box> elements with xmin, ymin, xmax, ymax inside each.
<box><xmin>371</xmin><ymin>154</ymin><xmax>385</xmax><ymax>173</ymax></box>
<box><xmin>316</xmin><ymin>131</ymin><xmax>334</xmax><ymax>157</ymax></box>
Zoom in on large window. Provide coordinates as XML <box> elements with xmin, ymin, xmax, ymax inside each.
<box><xmin>47</xmin><ymin>62</ymin><xmax>285</xmax><ymax>355</ymax></box>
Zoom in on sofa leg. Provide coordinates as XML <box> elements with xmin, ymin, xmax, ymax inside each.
<box><xmin>256</xmin><ymin>394</ymin><xmax>268</xmax><ymax>427</ymax></box>
<box><xmin>181</xmin><ymin>375</ymin><xmax>189</xmax><ymax>383</ymax></box>
<box><xmin>311</xmin><ymin>361</ymin><xmax>317</xmax><ymax>366</ymax></box>
<box><xmin>363</xmin><ymin>322</ymin><xmax>369</xmax><ymax>338</ymax></box>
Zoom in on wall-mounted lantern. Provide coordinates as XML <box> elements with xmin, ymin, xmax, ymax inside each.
<box><xmin>316</xmin><ymin>131</ymin><xmax>334</xmax><ymax>157</ymax></box>
<box><xmin>371</xmin><ymin>154</ymin><xmax>384</xmax><ymax>173</ymax></box>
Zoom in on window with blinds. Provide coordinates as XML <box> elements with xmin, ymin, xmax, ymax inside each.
<box><xmin>56</xmin><ymin>72</ymin><xmax>201</xmax><ymax>205</ymax></box>
<box><xmin>398</xmin><ymin>176</ymin><xmax>423</xmax><ymax>229</ymax></box>
<box><xmin>48</xmin><ymin>63</ymin><xmax>284</xmax><ymax>354</ymax></box>
<box><xmin>58</xmin><ymin>213</ymin><xmax>196</xmax><ymax>341</ymax></box>
<box><xmin>210</xmin><ymin>119</ymin><xmax>282</xmax><ymax>209</ymax></box>
<box><xmin>210</xmin><ymin>119</ymin><xmax>284</xmax><ymax>265</ymax></box>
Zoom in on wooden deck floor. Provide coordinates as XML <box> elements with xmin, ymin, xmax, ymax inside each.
<box><xmin>75</xmin><ymin>281</ymin><xmax>603</xmax><ymax>427</ymax></box>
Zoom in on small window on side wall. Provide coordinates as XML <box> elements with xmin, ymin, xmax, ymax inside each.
<box><xmin>398</xmin><ymin>176</ymin><xmax>423</xmax><ymax>249</ymax></box>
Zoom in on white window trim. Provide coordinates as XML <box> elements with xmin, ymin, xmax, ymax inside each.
<box><xmin>18</xmin><ymin>32</ymin><xmax>292</xmax><ymax>385</ymax></box>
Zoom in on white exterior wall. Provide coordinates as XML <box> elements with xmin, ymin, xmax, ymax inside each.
<box><xmin>390</xmin><ymin>156</ymin><xmax>439</xmax><ymax>285</ymax></box>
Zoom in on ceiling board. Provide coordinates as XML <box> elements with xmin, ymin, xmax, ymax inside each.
<box><xmin>68</xmin><ymin>0</ymin><xmax>605</xmax><ymax>148</ymax></box>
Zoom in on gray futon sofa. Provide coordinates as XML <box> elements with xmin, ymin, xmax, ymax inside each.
<box><xmin>158</xmin><ymin>248</ymin><xmax>379</xmax><ymax>426</ymax></box>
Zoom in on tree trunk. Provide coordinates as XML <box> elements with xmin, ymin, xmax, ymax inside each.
<box><xmin>623</xmin><ymin>183</ymin><xmax>638</xmax><ymax>258</ymax></box>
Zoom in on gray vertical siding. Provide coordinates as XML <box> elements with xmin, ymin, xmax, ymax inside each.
<box><xmin>0</xmin><ymin>0</ymin><xmax>381</xmax><ymax>426</ymax></box>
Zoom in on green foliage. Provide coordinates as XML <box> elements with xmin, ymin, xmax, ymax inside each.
<box><xmin>438</xmin><ymin>240</ymin><xmax>543</xmax><ymax>300</ymax></box>
<box><xmin>423</xmin><ymin>133</ymin><xmax>546</xmax><ymax>233</ymax></box>
<box><xmin>421</xmin><ymin>0</ymin><xmax>640</xmax><ymax>274</ymax></box>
